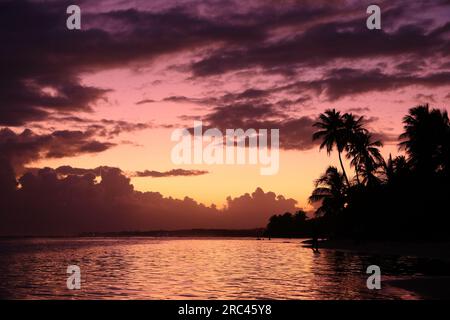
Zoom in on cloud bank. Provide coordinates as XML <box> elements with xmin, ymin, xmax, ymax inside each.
<box><xmin>0</xmin><ymin>166</ymin><xmax>298</xmax><ymax>235</ymax></box>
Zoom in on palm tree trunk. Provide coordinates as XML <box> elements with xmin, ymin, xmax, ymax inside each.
<box><xmin>338</xmin><ymin>151</ymin><xmax>351</xmax><ymax>187</ymax></box>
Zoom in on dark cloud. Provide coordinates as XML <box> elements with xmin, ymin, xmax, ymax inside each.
<box><xmin>157</xmin><ymin>88</ymin><xmax>279</xmax><ymax>110</ymax></box>
<box><xmin>25</xmin><ymin>165</ymin><xmax>209</xmax><ymax>179</ymax></box>
<box><xmin>46</xmin><ymin>116</ymin><xmax>153</xmax><ymax>138</ymax></box>
<box><xmin>97</xmin><ymin>119</ymin><xmax>153</xmax><ymax>137</ymax></box>
<box><xmin>346</xmin><ymin>107</ymin><xmax>371</xmax><ymax>113</ymax></box>
<box><xmin>0</xmin><ymin>0</ymin><xmax>112</xmax><ymax>125</ymax></box>
<box><xmin>395</xmin><ymin>60</ymin><xmax>426</xmax><ymax>73</ymax></box>
<box><xmin>53</xmin><ymin>165</ymin><xmax>119</xmax><ymax>177</ymax></box>
<box><xmin>198</xmin><ymin>102</ymin><xmax>318</xmax><ymax>150</ymax></box>
<box><xmin>276</xmin><ymin>68</ymin><xmax>450</xmax><ymax>101</ymax></box>
<box><xmin>134</xmin><ymin>169</ymin><xmax>209</xmax><ymax>178</ymax></box>
<box><xmin>163</xmin><ymin>96</ymin><xmax>202</xmax><ymax>104</ymax></box>
<box><xmin>190</xmin><ymin>22</ymin><xmax>449</xmax><ymax>78</ymax></box>
<box><xmin>320</xmin><ymin>69</ymin><xmax>450</xmax><ymax>100</ymax></box>
<box><xmin>0</xmin><ymin>166</ymin><xmax>298</xmax><ymax>235</ymax></box>
<box><xmin>135</xmin><ymin>99</ymin><xmax>156</xmax><ymax>105</ymax></box>
<box><xmin>186</xmin><ymin>96</ymin><xmax>397</xmax><ymax>150</ymax></box>
<box><xmin>415</xmin><ymin>93</ymin><xmax>436</xmax><ymax>103</ymax></box>
<box><xmin>371</xmin><ymin>131</ymin><xmax>400</xmax><ymax>145</ymax></box>
<box><xmin>0</xmin><ymin>128</ymin><xmax>115</xmax><ymax>171</ymax></box>
<box><xmin>0</xmin><ymin>0</ymin><xmax>266</xmax><ymax>125</ymax></box>
<box><xmin>2</xmin><ymin>0</ymin><xmax>449</xmax><ymax>128</ymax></box>
<box><xmin>170</xmin><ymin>64</ymin><xmax>448</xmax><ymax>129</ymax></box>
<box><xmin>275</xmin><ymin>117</ymin><xmax>319</xmax><ymax>150</ymax></box>
<box><xmin>204</xmin><ymin>103</ymin><xmax>284</xmax><ymax>127</ymax></box>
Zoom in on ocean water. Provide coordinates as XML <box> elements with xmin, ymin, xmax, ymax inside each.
<box><xmin>0</xmin><ymin>237</ymin><xmax>428</xmax><ymax>299</ymax></box>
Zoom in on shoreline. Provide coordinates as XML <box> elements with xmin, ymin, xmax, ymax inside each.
<box><xmin>383</xmin><ymin>276</ymin><xmax>450</xmax><ymax>299</ymax></box>
<box><xmin>303</xmin><ymin>239</ymin><xmax>450</xmax><ymax>299</ymax></box>
<box><xmin>303</xmin><ymin>239</ymin><xmax>450</xmax><ymax>261</ymax></box>
<box><xmin>0</xmin><ymin>228</ymin><xmax>266</xmax><ymax>239</ymax></box>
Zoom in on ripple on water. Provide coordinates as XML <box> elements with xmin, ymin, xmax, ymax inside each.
<box><xmin>0</xmin><ymin>238</ymin><xmax>433</xmax><ymax>299</ymax></box>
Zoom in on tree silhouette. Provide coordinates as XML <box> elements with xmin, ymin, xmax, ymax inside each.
<box><xmin>347</xmin><ymin>132</ymin><xmax>384</xmax><ymax>186</ymax></box>
<box><xmin>382</xmin><ymin>154</ymin><xmax>410</xmax><ymax>185</ymax></box>
<box><xmin>313</xmin><ymin>109</ymin><xmax>351</xmax><ymax>187</ymax></box>
<box><xmin>270</xmin><ymin>104</ymin><xmax>450</xmax><ymax>240</ymax></box>
<box><xmin>266</xmin><ymin>210</ymin><xmax>308</xmax><ymax>237</ymax></box>
<box><xmin>399</xmin><ymin>104</ymin><xmax>449</xmax><ymax>176</ymax></box>
<box><xmin>309</xmin><ymin>166</ymin><xmax>346</xmax><ymax>217</ymax></box>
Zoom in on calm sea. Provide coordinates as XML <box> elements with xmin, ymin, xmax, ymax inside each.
<box><xmin>0</xmin><ymin>237</ymin><xmax>429</xmax><ymax>299</ymax></box>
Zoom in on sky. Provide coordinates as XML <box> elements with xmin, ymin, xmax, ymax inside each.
<box><xmin>0</xmin><ymin>0</ymin><xmax>449</xmax><ymax>234</ymax></box>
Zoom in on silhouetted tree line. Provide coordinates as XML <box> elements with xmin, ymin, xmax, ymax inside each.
<box><xmin>265</xmin><ymin>104</ymin><xmax>450</xmax><ymax>241</ymax></box>
<box><xmin>265</xmin><ymin>211</ymin><xmax>309</xmax><ymax>238</ymax></box>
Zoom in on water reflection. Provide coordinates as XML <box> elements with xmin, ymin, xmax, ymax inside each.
<box><xmin>0</xmin><ymin>238</ymin><xmax>439</xmax><ymax>299</ymax></box>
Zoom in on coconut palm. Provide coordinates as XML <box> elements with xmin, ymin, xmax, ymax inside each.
<box><xmin>313</xmin><ymin>109</ymin><xmax>351</xmax><ymax>187</ymax></box>
<box><xmin>342</xmin><ymin>113</ymin><xmax>366</xmax><ymax>137</ymax></box>
<box><xmin>309</xmin><ymin>166</ymin><xmax>346</xmax><ymax>216</ymax></box>
<box><xmin>342</xmin><ymin>113</ymin><xmax>368</xmax><ymax>183</ymax></box>
<box><xmin>399</xmin><ymin>104</ymin><xmax>449</xmax><ymax>175</ymax></box>
<box><xmin>347</xmin><ymin>132</ymin><xmax>384</xmax><ymax>186</ymax></box>
<box><xmin>382</xmin><ymin>154</ymin><xmax>410</xmax><ymax>185</ymax></box>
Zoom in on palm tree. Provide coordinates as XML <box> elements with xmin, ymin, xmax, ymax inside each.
<box><xmin>313</xmin><ymin>109</ymin><xmax>351</xmax><ymax>187</ymax></box>
<box><xmin>399</xmin><ymin>104</ymin><xmax>449</xmax><ymax>175</ymax></box>
<box><xmin>342</xmin><ymin>113</ymin><xmax>367</xmax><ymax>183</ymax></box>
<box><xmin>347</xmin><ymin>132</ymin><xmax>384</xmax><ymax>186</ymax></box>
<box><xmin>342</xmin><ymin>113</ymin><xmax>366</xmax><ymax>137</ymax></box>
<box><xmin>309</xmin><ymin>166</ymin><xmax>346</xmax><ymax>216</ymax></box>
<box><xmin>382</xmin><ymin>154</ymin><xmax>410</xmax><ymax>185</ymax></box>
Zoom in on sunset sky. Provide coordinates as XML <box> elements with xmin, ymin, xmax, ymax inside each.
<box><xmin>1</xmin><ymin>0</ymin><xmax>450</xmax><ymax>233</ymax></box>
